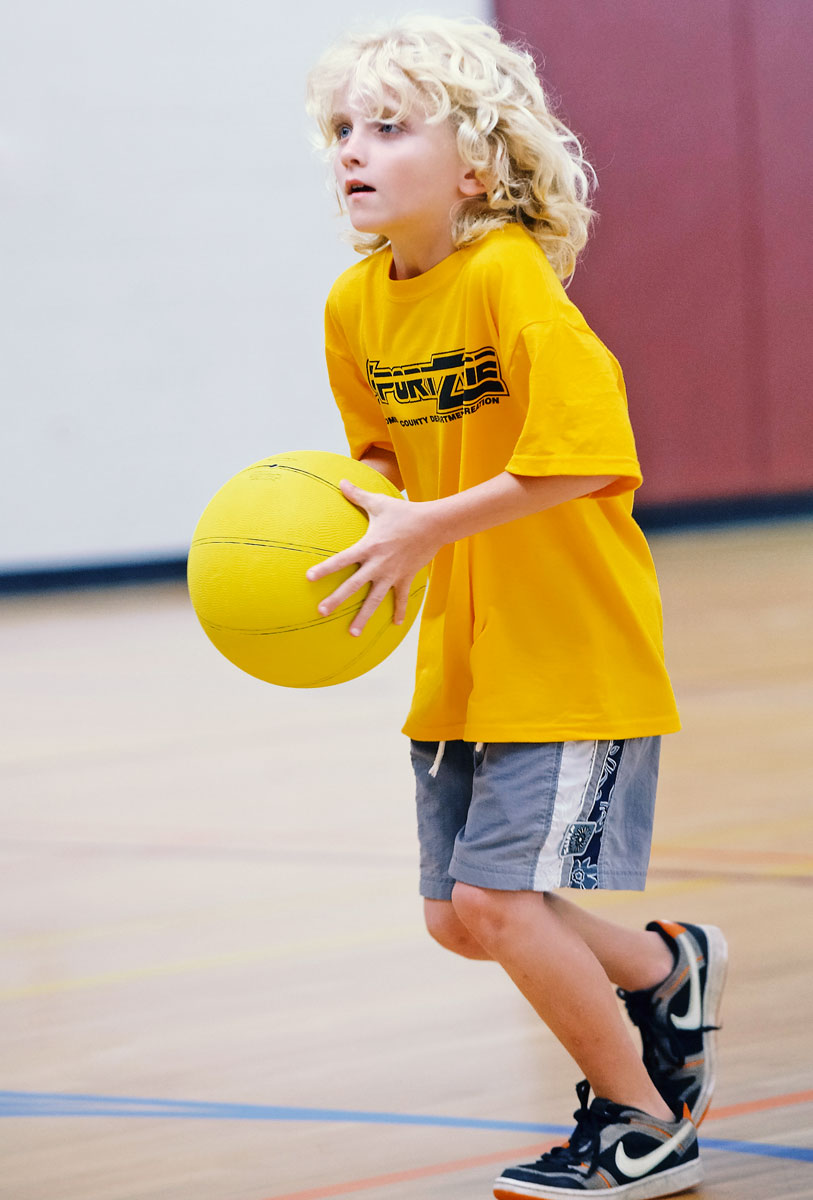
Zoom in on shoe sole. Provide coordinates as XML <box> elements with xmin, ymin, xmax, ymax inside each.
<box><xmin>691</xmin><ymin>923</ymin><xmax>729</xmax><ymax>1126</ymax></box>
<box><xmin>494</xmin><ymin>1156</ymin><xmax>704</xmax><ymax>1199</ymax></box>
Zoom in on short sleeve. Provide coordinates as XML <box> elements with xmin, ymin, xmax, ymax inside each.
<box><xmin>325</xmin><ymin>302</ymin><xmax>394</xmax><ymax>463</ymax></box>
<box><xmin>506</xmin><ymin>319</ymin><xmax>642</xmax><ymax>496</ymax></box>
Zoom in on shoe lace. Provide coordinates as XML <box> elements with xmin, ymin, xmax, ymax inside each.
<box><xmin>618</xmin><ymin>987</ymin><xmax>719</xmax><ymax>1074</ymax></box>
<box><xmin>529</xmin><ymin>1080</ymin><xmax>612</xmax><ymax>1175</ymax></box>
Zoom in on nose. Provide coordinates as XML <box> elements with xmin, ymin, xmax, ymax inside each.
<box><xmin>339</xmin><ymin>128</ymin><xmax>365</xmax><ymax>168</ymax></box>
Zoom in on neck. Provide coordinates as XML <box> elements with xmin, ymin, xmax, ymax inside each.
<box><xmin>389</xmin><ymin>228</ymin><xmax>457</xmax><ymax>280</ymax></box>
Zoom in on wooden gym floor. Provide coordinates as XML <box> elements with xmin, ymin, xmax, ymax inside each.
<box><xmin>1</xmin><ymin>519</ymin><xmax>811</xmax><ymax>1200</ymax></box>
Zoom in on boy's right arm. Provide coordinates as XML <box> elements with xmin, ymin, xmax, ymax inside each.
<box><xmin>325</xmin><ymin>293</ymin><xmax>398</xmax><ymax>476</ymax></box>
<box><xmin>359</xmin><ymin>447</ymin><xmax>404</xmax><ymax>492</ymax></box>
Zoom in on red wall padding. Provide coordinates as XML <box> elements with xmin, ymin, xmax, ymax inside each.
<box><xmin>494</xmin><ymin>0</ymin><xmax>813</xmax><ymax>504</ymax></box>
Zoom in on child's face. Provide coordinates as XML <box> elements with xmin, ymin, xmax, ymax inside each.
<box><xmin>331</xmin><ymin>91</ymin><xmax>481</xmax><ymax>264</ymax></box>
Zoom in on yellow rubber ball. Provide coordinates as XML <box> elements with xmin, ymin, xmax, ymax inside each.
<box><xmin>187</xmin><ymin>450</ymin><xmax>427</xmax><ymax>687</ymax></box>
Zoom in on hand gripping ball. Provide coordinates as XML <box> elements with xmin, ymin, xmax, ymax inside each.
<box><xmin>187</xmin><ymin>451</ymin><xmax>428</xmax><ymax>688</ymax></box>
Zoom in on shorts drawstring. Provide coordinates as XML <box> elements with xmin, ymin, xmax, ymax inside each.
<box><xmin>428</xmin><ymin>741</ymin><xmax>484</xmax><ymax>777</ymax></box>
<box><xmin>428</xmin><ymin>740</ymin><xmax>446</xmax><ymax>778</ymax></box>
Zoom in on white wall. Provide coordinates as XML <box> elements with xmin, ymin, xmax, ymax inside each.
<box><xmin>0</xmin><ymin>0</ymin><xmax>489</xmax><ymax>571</ymax></box>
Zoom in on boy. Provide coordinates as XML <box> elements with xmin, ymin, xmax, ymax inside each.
<box><xmin>305</xmin><ymin>17</ymin><xmax>727</xmax><ymax>1199</ymax></box>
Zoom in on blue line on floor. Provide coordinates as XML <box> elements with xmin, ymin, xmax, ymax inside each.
<box><xmin>0</xmin><ymin>1092</ymin><xmax>563</xmax><ymax>1133</ymax></box>
<box><xmin>0</xmin><ymin>1092</ymin><xmax>810</xmax><ymax>1163</ymax></box>
<box><xmin>700</xmin><ymin>1136</ymin><xmax>813</xmax><ymax>1162</ymax></box>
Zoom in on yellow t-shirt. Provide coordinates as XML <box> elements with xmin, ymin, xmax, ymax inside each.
<box><xmin>324</xmin><ymin>224</ymin><xmax>680</xmax><ymax>741</ymax></box>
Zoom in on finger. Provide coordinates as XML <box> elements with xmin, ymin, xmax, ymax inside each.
<box><xmin>349</xmin><ymin>584</ymin><xmax>391</xmax><ymax>637</ymax></box>
<box><xmin>317</xmin><ymin>569</ymin><xmax>370</xmax><ymax>619</ymax></box>
<box><xmin>392</xmin><ymin>581</ymin><xmax>409</xmax><ymax>627</ymax></box>
<box><xmin>306</xmin><ymin>545</ymin><xmax>362</xmax><ymax>583</ymax></box>
<box><xmin>340</xmin><ymin>479</ymin><xmax>381</xmax><ymax>514</ymax></box>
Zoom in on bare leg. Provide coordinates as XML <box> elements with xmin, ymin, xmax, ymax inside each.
<box><xmin>425</xmin><ymin>895</ymin><xmax>673</xmax><ymax>991</ymax></box>
<box><xmin>450</xmin><ymin>884</ymin><xmax>674</xmax><ymax>1120</ymax></box>
<box><xmin>423</xmin><ymin>898</ymin><xmax>490</xmax><ymax>959</ymax></box>
<box><xmin>546</xmin><ymin>893</ymin><xmax>673</xmax><ymax>991</ymax></box>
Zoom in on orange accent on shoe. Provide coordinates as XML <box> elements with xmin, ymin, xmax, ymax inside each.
<box><xmin>695</xmin><ymin>1097</ymin><xmax>712</xmax><ymax>1126</ymax></box>
<box><xmin>658</xmin><ymin>920</ymin><xmax>687</xmax><ymax>938</ymax></box>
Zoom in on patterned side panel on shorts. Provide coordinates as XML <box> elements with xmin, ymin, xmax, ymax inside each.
<box><xmin>532</xmin><ymin>741</ymin><xmax>598</xmax><ymax>891</ymax></box>
<box><xmin>561</xmin><ymin>741</ymin><xmax>625</xmax><ymax>888</ymax></box>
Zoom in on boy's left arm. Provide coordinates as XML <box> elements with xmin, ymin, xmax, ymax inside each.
<box><xmin>306</xmin><ymin>470</ymin><xmax>616</xmax><ymax>637</ymax></box>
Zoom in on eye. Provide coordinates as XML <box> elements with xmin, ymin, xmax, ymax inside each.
<box><xmin>335</xmin><ymin>123</ymin><xmax>352</xmax><ymax>141</ymax></box>
<box><xmin>378</xmin><ymin>121</ymin><xmax>401</xmax><ymax>135</ymax></box>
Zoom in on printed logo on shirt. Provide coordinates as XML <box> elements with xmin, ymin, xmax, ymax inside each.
<box><xmin>366</xmin><ymin>346</ymin><xmax>508</xmax><ymax>426</ymax></box>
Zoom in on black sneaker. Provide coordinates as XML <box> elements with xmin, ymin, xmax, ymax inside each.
<box><xmin>618</xmin><ymin>920</ymin><xmax>728</xmax><ymax>1124</ymax></box>
<box><xmin>493</xmin><ymin>1080</ymin><xmax>701</xmax><ymax>1199</ymax></box>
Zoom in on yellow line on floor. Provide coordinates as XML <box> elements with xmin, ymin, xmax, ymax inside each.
<box><xmin>1</xmin><ymin>876</ymin><xmax>733</xmax><ymax>1000</ymax></box>
<box><xmin>0</xmin><ymin>923</ymin><xmax>425</xmax><ymax>1001</ymax></box>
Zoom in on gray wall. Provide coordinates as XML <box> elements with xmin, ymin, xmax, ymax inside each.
<box><xmin>1</xmin><ymin>0</ymin><xmax>488</xmax><ymax>571</ymax></box>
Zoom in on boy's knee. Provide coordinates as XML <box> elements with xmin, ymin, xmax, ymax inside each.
<box><xmin>451</xmin><ymin>881</ymin><xmax>548</xmax><ymax>948</ymax></box>
<box><xmin>424</xmin><ymin>897</ymin><xmax>488</xmax><ymax>959</ymax></box>
<box><xmin>450</xmin><ymin>881</ymin><xmax>506</xmax><ymax>943</ymax></box>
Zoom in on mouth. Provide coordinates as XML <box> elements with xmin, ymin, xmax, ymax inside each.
<box><xmin>346</xmin><ymin>181</ymin><xmax>375</xmax><ymax>196</ymax></box>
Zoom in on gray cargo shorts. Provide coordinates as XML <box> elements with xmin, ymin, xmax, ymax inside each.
<box><xmin>410</xmin><ymin>738</ymin><xmax>660</xmax><ymax>899</ymax></box>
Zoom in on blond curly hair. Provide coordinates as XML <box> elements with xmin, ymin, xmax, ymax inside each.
<box><xmin>306</xmin><ymin>14</ymin><xmax>596</xmax><ymax>281</ymax></box>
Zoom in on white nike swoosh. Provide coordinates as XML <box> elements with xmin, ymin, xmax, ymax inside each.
<box><xmin>671</xmin><ymin>932</ymin><xmax>703</xmax><ymax>1030</ymax></box>
<box><xmin>615</xmin><ymin>1121</ymin><xmax>693</xmax><ymax>1179</ymax></box>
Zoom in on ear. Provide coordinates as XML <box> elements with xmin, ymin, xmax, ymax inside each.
<box><xmin>458</xmin><ymin>166</ymin><xmax>487</xmax><ymax>198</ymax></box>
